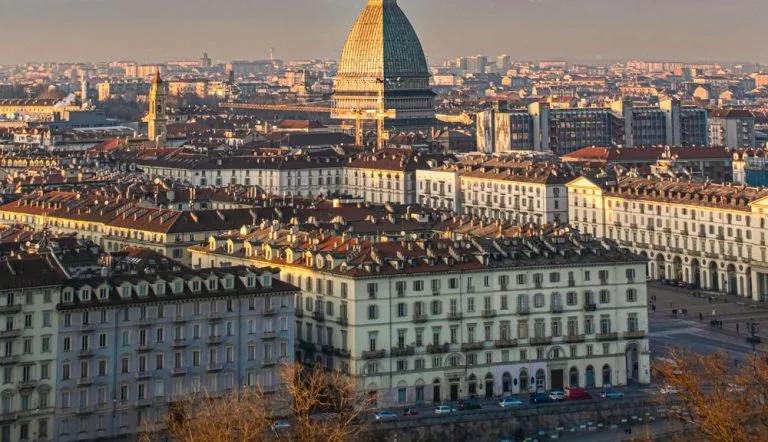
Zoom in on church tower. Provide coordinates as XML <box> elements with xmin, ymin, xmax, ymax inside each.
<box><xmin>148</xmin><ymin>69</ymin><xmax>168</xmax><ymax>146</ymax></box>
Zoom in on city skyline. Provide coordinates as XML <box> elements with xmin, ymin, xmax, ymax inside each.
<box><xmin>1</xmin><ymin>0</ymin><xmax>767</xmax><ymax>65</ymax></box>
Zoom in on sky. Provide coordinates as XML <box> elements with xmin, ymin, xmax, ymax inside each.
<box><xmin>0</xmin><ymin>0</ymin><xmax>766</xmax><ymax>65</ymax></box>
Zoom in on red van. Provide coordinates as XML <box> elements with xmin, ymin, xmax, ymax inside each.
<box><xmin>565</xmin><ymin>387</ymin><xmax>592</xmax><ymax>401</ymax></box>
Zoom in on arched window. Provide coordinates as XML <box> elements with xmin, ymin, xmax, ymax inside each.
<box><xmin>602</xmin><ymin>364</ymin><xmax>612</xmax><ymax>386</ymax></box>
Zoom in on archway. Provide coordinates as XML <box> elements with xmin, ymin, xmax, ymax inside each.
<box><xmin>397</xmin><ymin>380</ymin><xmax>408</xmax><ymax>404</ymax></box>
<box><xmin>673</xmin><ymin>256</ymin><xmax>683</xmax><ymax>281</ymax></box>
<box><xmin>569</xmin><ymin>367</ymin><xmax>579</xmax><ymax>387</ymax></box>
<box><xmin>710</xmin><ymin>261</ymin><xmax>719</xmax><ymax>291</ymax></box>
<box><xmin>519</xmin><ymin>368</ymin><xmax>529</xmax><ymax>391</ymax></box>
<box><xmin>656</xmin><ymin>255</ymin><xmax>666</xmax><ymax>280</ymax></box>
<box><xmin>535</xmin><ymin>368</ymin><xmax>546</xmax><ymax>391</ymax></box>
<box><xmin>432</xmin><ymin>378</ymin><xmax>441</xmax><ymax>404</ymax></box>
<box><xmin>602</xmin><ymin>364</ymin><xmax>612</xmax><ymax>387</ymax></box>
<box><xmin>415</xmin><ymin>379</ymin><xmax>425</xmax><ymax>404</ymax></box>
<box><xmin>468</xmin><ymin>374</ymin><xmax>477</xmax><ymax>398</ymax></box>
<box><xmin>502</xmin><ymin>372</ymin><xmax>512</xmax><ymax>394</ymax></box>
<box><xmin>626</xmin><ymin>343</ymin><xmax>640</xmax><ymax>384</ymax></box>
<box><xmin>727</xmin><ymin>264</ymin><xmax>738</xmax><ymax>295</ymax></box>
<box><xmin>485</xmin><ymin>373</ymin><xmax>494</xmax><ymax>398</ymax></box>
<box><xmin>639</xmin><ymin>252</ymin><xmax>649</xmax><ymax>278</ymax></box>
<box><xmin>585</xmin><ymin>365</ymin><xmax>596</xmax><ymax>388</ymax></box>
<box><xmin>691</xmin><ymin>259</ymin><xmax>701</xmax><ymax>288</ymax></box>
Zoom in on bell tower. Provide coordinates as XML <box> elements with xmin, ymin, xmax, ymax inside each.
<box><xmin>148</xmin><ymin>69</ymin><xmax>168</xmax><ymax>146</ymax></box>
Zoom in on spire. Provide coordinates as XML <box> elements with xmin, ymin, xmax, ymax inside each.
<box><xmin>153</xmin><ymin>68</ymin><xmax>162</xmax><ymax>85</ymax></box>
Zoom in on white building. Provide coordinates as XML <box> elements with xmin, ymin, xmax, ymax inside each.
<box><xmin>568</xmin><ymin>175</ymin><xmax>768</xmax><ymax>300</ymax></box>
<box><xmin>191</xmin><ymin>230</ymin><xmax>650</xmax><ymax>408</ymax></box>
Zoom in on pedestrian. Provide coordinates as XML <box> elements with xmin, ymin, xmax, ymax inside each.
<box><xmin>709</xmin><ymin>296</ymin><xmax>712</xmax><ymax>304</ymax></box>
<box><xmin>699</xmin><ymin>312</ymin><xmax>703</xmax><ymax>321</ymax></box>
<box><xmin>737</xmin><ymin>323</ymin><xmax>740</xmax><ymax>334</ymax></box>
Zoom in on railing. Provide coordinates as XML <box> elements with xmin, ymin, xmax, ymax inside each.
<box><xmin>263</xmin><ymin>308</ymin><xmax>278</xmax><ymax>317</ymax></box>
<box><xmin>18</xmin><ymin>379</ymin><xmax>39</xmax><ymax>389</ymax></box>
<box><xmin>550</xmin><ymin>305</ymin><xmax>564</xmax><ymax>314</ymax></box>
<box><xmin>461</xmin><ymin>342</ymin><xmax>485</xmax><ymax>351</ymax></box>
<box><xmin>136</xmin><ymin>344</ymin><xmax>152</xmax><ymax>353</ymax></box>
<box><xmin>362</xmin><ymin>349</ymin><xmax>386</xmax><ymax>360</ymax></box>
<box><xmin>530</xmin><ymin>337</ymin><xmax>552</xmax><ymax>345</ymax></box>
<box><xmin>0</xmin><ymin>329</ymin><xmax>21</xmax><ymax>339</ymax></box>
<box><xmin>207</xmin><ymin>336</ymin><xmax>223</xmax><ymax>345</ymax></box>
<box><xmin>597</xmin><ymin>332</ymin><xmax>619</xmax><ymax>341</ymax></box>
<box><xmin>0</xmin><ymin>355</ymin><xmax>19</xmax><ymax>365</ymax></box>
<box><xmin>412</xmin><ymin>314</ymin><xmax>429</xmax><ymax>324</ymax></box>
<box><xmin>172</xmin><ymin>338</ymin><xmax>187</xmax><ymax>348</ymax></box>
<box><xmin>624</xmin><ymin>331</ymin><xmax>646</xmax><ymax>339</ymax></box>
<box><xmin>312</xmin><ymin>312</ymin><xmax>325</xmax><ymax>322</ymax></box>
<box><xmin>262</xmin><ymin>331</ymin><xmax>277</xmax><ymax>340</ymax></box>
<box><xmin>134</xmin><ymin>372</ymin><xmax>152</xmax><ymax>380</ymax></box>
<box><xmin>171</xmin><ymin>367</ymin><xmax>188</xmax><ymax>376</ymax></box>
<box><xmin>391</xmin><ymin>346</ymin><xmax>415</xmax><ymax>357</ymax></box>
<box><xmin>427</xmin><ymin>343</ymin><xmax>450</xmax><ymax>354</ymax></box>
<box><xmin>0</xmin><ymin>305</ymin><xmax>21</xmax><ymax>314</ymax></box>
<box><xmin>584</xmin><ymin>304</ymin><xmax>597</xmax><ymax>312</ymax></box>
<box><xmin>518</xmin><ymin>306</ymin><xmax>531</xmax><ymax>315</ymax></box>
<box><xmin>481</xmin><ymin>310</ymin><xmax>497</xmax><ymax>319</ymax></box>
<box><xmin>206</xmin><ymin>363</ymin><xmax>223</xmax><ymax>372</ymax></box>
<box><xmin>564</xmin><ymin>334</ymin><xmax>585</xmax><ymax>343</ymax></box>
<box><xmin>494</xmin><ymin>339</ymin><xmax>518</xmax><ymax>348</ymax></box>
<box><xmin>336</xmin><ymin>316</ymin><xmax>348</xmax><ymax>326</ymax></box>
<box><xmin>295</xmin><ymin>309</ymin><xmax>304</xmax><ymax>318</ymax></box>
<box><xmin>448</xmin><ymin>312</ymin><xmax>463</xmax><ymax>321</ymax></box>
<box><xmin>173</xmin><ymin>315</ymin><xmax>187</xmax><ymax>323</ymax></box>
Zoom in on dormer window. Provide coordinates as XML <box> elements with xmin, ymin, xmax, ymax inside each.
<box><xmin>261</xmin><ymin>274</ymin><xmax>272</xmax><ymax>288</ymax></box>
<box><xmin>192</xmin><ymin>281</ymin><xmax>201</xmax><ymax>292</ymax></box>
<box><xmin>247</xmin><ymin>276</ymin><xmax>255</xmax><ymax>288</ymax></box>
<box><xmin>174</xmin><ymin>281</ymin><xmax>183</xmax><ymax>294</ymax></box>
<box><xmin>224</xmin><ymin>278</ymin><xmax>233</xmax><ymax>290</ymax></box>
<box><xmin>99</xmin><ymin>287</ymin><xmax>108</xmax><ymax>300</ymax></box>
<box><xmin>155</xmin><ymin>283</ymin><xmax>165</xmax><ymax>296</ymax></box>
<box><xmin>63</xmin><ymin>289</ymin><xmax>73</xmax><ymax>303</ymax></box>
<box><xmin>81</xmin><ymin>289</ymin><xmax>91</xmax><ymax>302</ymax></box>
<box><xmin>121</xmin><ymin>286</ymin><xmax>131</xmax><ymax>299</ymax></box>
<box><xmin>208</xmin><ymin>279</ymin><xmax>217</xmax><ymax>290</ymax></box>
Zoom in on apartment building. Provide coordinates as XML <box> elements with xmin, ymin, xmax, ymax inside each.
<box><xmin>191</xmin><ymin>231</ymin><xmax>650</xmax><ymax>408</ymax></box>
<box><xmin>416</xmin><ymin>158</ymin><xmax>572</xmax><ymax>224</ymax></box>
<box><xmin>567</xmin><ymin>175</ymin><xmax>768</xmax><ymax>300</ymax></box>
<box><xmin>0</xmin><ymin>255</ymin><xmax>64</xmax><ymax>442</ymax></box>
<box><xmin>708</xmin><ymin>109</ymin><xmax>756</xmax><ymax>148</ymax></box>
<box><xmin>54</xmin><ymin>266</ymin><xmax>299</xmax><ymax>441</ymax></box>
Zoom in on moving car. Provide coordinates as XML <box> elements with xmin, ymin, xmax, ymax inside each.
<box><xmin>499</xmin><ymin>397</ymin><xmax>524</xmax><ymax>408</ymax></box>
<box><xmin>402</xmin><ymin>408</ymin><xmax>419</xmax><ymax>416</ymax></box>
<box><xmin>434</xmin><ymin>405</ymin><xmax>454</xmax><ymax>414</ymax></box>
<box><xmin>548</xmin><ymin>390</ymin><xmax>565</xmax><ymax>401</ymax></box>
<box><xmin>565</xmin><ymin>387</ymin><xmax>592</xmax><ymax>401</ymax></box>
<box><xmin>374</xmin><ymin>411</ymin><xmax>397</xmax><ymax>420</ymax></box>
<box><xmin>599</xmin><ymin>389</ymin><xmax>625</xmax><ymax>399</ymax></box>
<box><xmin>457</xmin><ymin>399</ymin><xmax>482</xmax><ymax>411</ymax></box>
<box><xmin>530</xmin><ymin>392</ymin><xmax>553</xmax><ymax>404</ymax></box>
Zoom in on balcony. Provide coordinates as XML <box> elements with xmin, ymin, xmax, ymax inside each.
<box><xmin>18</xmin><ymin>379</ymin><xmax>38</xmax><ymax>390</ymax></box>
<box><xmin>134</xmin><ymin>398</ymin><xmax>153</xmax><ymax>408</ymax></box>
<box><xmin>295</xmin><ymin>309</ymin><xmax>304</xmax><ymax>318</ymax></box>
<box><xmin>597</xmin><ymin>332</ymin><xmax>619</xmax><ymax>341</ymax></box>
<box><xmin>0</xmin><ymin>305</ymin><xmax>21</xmax><ymax>314</ymax></box>
<box><xmin>530</xmin><ymin>337</ymin><xmax>552</xmax><ymax>346</ymax></box>
<box><xmin>652</xmin><ymin>245</ymin><xmax>666</xmax><ymax>252</ymax></box>
<box><xmin>207</xmin><ymin>336</ymin><xmax>223</xmax><ymax>346</ymax></box>
<box><xmin>135</xmin><ymin>371</ymin><xmax>152</xmax><ymax>380</ymax></box>
<box><xmin>262</xmin><ymin>359</ymin><xmax>278</xmax><ymax>368</ymax></box>
<box><xmin>518</xmin><ymin>306</ymin><xmax>531</xmax><ymax>315</ymax></box>
<box><xmin>717</xmin><ymin>234</ymin><xmax>725</xmax><ymax>241</ymax></box>
<box><xmin>461</xmin><ymin>342</ymin><xmax>485</xmax><ymax>351</ymax></box>
<box><xmin>79</xmin><ymin>348</ymin><xmax>94</xmax><ymax>359</ymax></box>
<box><xmin>336</xmin><ymin>316</ymin><xmax>348</xmax><ymax>326</ymax></box>
<box><xmin>669</xmin><ymin>247</ymin><xmax>683</xmax><ymax>254</ymax></box>
<box><xmin>699</xmin><ymin>231</ymin><xmax>707</xmax><ymax>238</ymax></box>
<box><xmin>0</xmin><ymin>329</ymin><xmax>21</xmax><ymax>339</ymax></box>
<box><xmin>568</xmin><ymin>280</ymin><xmax>576</xmax><ymax>287</ymax></box>
<box><xmin>172</xmin><ymin>315</ymin><xmax>187</xmax><ymax>324</ymax></box>
<box><xmin>206</xmin><ymin>363</ymin><xmax>223</xmax><ymax>372</ymax></box>
<box><xmin>321</xmin><ymin>345</ymin><xmax>335</xmax><ymax>355</ymax></box>
<box><xmin>391</xmin><ymin>346</ymin><xmax>415</xmax><ymax>357</ymax></box>
<box><xmin>362</xmin><ymin>349</ymin><xmax>386</xmax><ymax>360</ymax></box>
<box><xmin>663</xmin><ymin>227</ymin><xmax>672</xmax><ymax>234</ymax></box>
<box><xmin>75</xmin><ymin>406</ymin><xmax>94</xmax><ymax>415</ymax></box>
<box><xmin>448</xmin><ymin>312</ymin><xmax>463</xmax><ymax>321</ymax></box>
<box><xmin>481</xmin><ymin>310</ymin><xmax>497</xmax><ymax>319</ymax></box>
<box><xmin>624</xmin><ymin>331</ymin><xmax>646</xmax><ymax>339</ymax></box>
<box><xmin>412</xmin><ymin>314</ymin><xmax>428</xmax><ymax>324</ymax></box>
<box><xmin>312</xmin><ymin>312</ymin><xmax>325</xmax><ymax>322</ymax></box>
<box><xmin>208</xmin><ymin>312</ymin><xmax>222</xmax><ymax>322</ymax></box>
<box><xmin>584</xmin><ymin>303</ymin><xmax>597</xmax><ymax>312</ymax></box>
<box><xmin>500</xmin><ymin>284</ymin><xmax>508</xmax><ymax>292</ymax></box>
<box><xmin>262</xmin><ymin>331</ymin><xmax>277</xmax><ymax>340</ymax></box>
<box><xmin>172</xmin><ymin>338</ymin><xmax>187</xmax><ymax>348</ymax></box>
<box><xmin>550</xmin><ymin>305</ymin><xmax>564</xmax><ymax>314</ymax></box>
<box><xmin>138</xmin><ymin>317</ymin><xmax>154</xmax><ymax>327</ymax></box>
<box><xmin>564</xmin><ymin>334</ymin><xmax>585</xmax><ymax>343</ymax></box>
<box><xmin>136</xmin><ymin>344</ymin><xmax>152</xmax><ymax>353</ymax></box>
<box><xmin>263</xmin><ymin>308</ymin><xmax>278</xmax><ymax>317</ymax></box>
<box><xmin>298</xmin><ymin>341</ymin><xmax>317</xmax><ymax>352</ymax></box>
<box><xmin>705</xmin><ymin>252</ymin><xmax>719</xmax><ymax>259</ymax></box>
<box><xmin>80</xmin><ymin>323</ymin><xmax>96</xmax><ymax>333</ymax></box>
<box><xmin>0</xmin><ymin>355</ymin><xmax>19</xmax><ymax>365</ymax></box>
<box><xmin>334</xmin><ymin>348</ymin><xmax>351</xmax><ymax>358</ymax></box>
<box><xmin>494</xmin><ymin>339</ymin><xmax>518</xmax><ymax>348</ymax></box>
<box><xmin>618</xmin><ymin>240</ymin><xmax>632</xmax><ymax>247</ymax></box>
<box><xmin>647</xmin><ymin>225</ymin><xmax>655</xmax><ymax>232</ymax></box>
<box><xmin>427</xmin><ymin>343</ymin><xmax>450</xmax><ymax>354</ymax></box>
<box><xmin>171</xmin><ymin>367</ymin><xmax>188</xmax><ymax>376</ymax></box>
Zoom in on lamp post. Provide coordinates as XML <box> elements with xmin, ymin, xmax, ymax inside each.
<box><xmin>751</xmin><ymin>322</ymin><xmax>760</xmax><ymax>355</ymax></box>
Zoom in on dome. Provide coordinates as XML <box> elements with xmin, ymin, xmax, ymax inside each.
<box><xmin>333</xmin><ymin>0</ymin><xmax>435</xmax><ymax>129</ymax></box>
<box><xmin>338</xmin><ymin>0</ymin><xmax>429</xmax><ymax>78</ymax></box>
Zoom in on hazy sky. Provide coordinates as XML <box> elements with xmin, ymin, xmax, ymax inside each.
<box><xmin>0</xmin><ymin>0</ymin><xmax>766</xmax><ymax>64</ymax></box>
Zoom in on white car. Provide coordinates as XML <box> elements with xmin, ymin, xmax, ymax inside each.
<box><xmin>549</xmin><ymin>391</ymin><xmax>565</xmax><ymax>401</ymax></box>
<box><xmin>659</xmin><ymin>385</ymin><xmax>679</xmax><ymax>395</ymax></box>
<box><xmin>499</xmin><ymin>397</ymin><xmax>524</xmax><ymax>408</ymax></box>
<box><xmin>434</xmin><ymin>405</ymin><xmax>454</xmax><ymax>414</ymax></box>
<box><xmin>374</xmin><ymin>411</ymin><xmax>397</xmax><ymax>420</ymax></box>
<box><xmin>271</xmin><ymin>420</ymin><xmax>291</xmax><ymax>430</ymax></box>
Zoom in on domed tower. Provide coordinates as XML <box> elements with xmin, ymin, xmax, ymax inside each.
<box><xmin>333</xmin><ymin>0</ymin><xmax>435</xmax><ymax>133</ymax></box>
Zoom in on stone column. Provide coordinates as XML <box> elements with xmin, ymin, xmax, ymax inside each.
<box><xmin>751</xmin><ymin>271</ymin><xmax>760</xmax><ymax>302</ymax></box>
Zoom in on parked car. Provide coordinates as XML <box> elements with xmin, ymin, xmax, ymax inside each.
<box><xmin>374</xmin><ymin>411</ymin><xmax>397</xmax><ymax>420</ymax></box>
<box><xmin>659</xmin><ymin>385</ymin><xmax>679</xmax><ymax>395</ymax></box>
<box><xmin>434</xmin><ymin>405</ymin><xmax>454</xmax><ymax>414</ymax></box>
<box><xmin>599</xmin><ymin>389</ymin><xmax>625</xmax><ymax>399</ymax></box>
<box><xmin>530</xmin><ymin>392</ymin><xmax>553</xmax><ymax>404</ymax></box>
<box><xmin>457</xmin><ymin>399</ymin><xmax>482</xmax><ymax>411</ymax></box>
<box><xmin>271</xmin><ymin>420</ymin><xmax>291</xmax><ymax>431</ymax></box>
<box><xmin>565</xmin><ymin>387</ymin><xmax>593</xmax><ymax>401</ymax></box>
<box><xmin>499</xmin><ymin>397</ymin><xmax>524</xmax><ymax>408</ymax></box>
<box><xmin>402</xmin><ymin>408</ymin><xmax>419</xmax><ymax>416</ymax></box>
<box><xmin>548</xmin><ymin>390</ymin><xmax>565</xmax><ymax>401</ymax></box>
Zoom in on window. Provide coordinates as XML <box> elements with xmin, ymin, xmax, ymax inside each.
<box><xmin>367</xmin><ymin>283</ymin><xmax>378</xmax><ymax>299</ymax></box>
<box><xmin>430</xmin><ymin>300</ymin><xmax>442</xmax><ymax>315</ymax></box>
<box><xmin>599</xmin><ymin>290</ymin><xmax>610</xmax><ymax>304</ymax></box>
<box><xmin>533</xmin><ymin>294</ymin><xmax>545</xmax><ymax>308</ymax></box>
<box><xmin>549</xmin><ymin>272</ymin><xmax>560</xmax><ymax>283</ymax></box>
<box><xmin>625</xmin><ymin>268</ymin><xmax>636</xmax><ymax>282</ymax></box>
<box><xmin>395</xmin><ymin>281</ymin><xmax>406</xmax><ymax>297</ymax></box>
<box><xmin>626</xmin><ymin>289</ymin><xmax>638</xmax><ymax>303</ymax></box>
<box><xmin>413</xmin><ymin>280</ymin><xmax>424</xmax><ymax>291</ymax></box>
<box><xmin>566</xmin><ymin>292</ymin><xmax>578</xmax><ymax>306</ymax></box>
<box><xmin>367</xmin><ymin>305</ymin><xmax>378</xmax><ymax>320</ymax></box>
<box><xmin>397</xmin><ymin>303</ymin><xmax>407</xmax><ymax>318</ymax></box>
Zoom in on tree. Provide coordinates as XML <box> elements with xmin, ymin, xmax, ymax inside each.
<box><xmin>654</xmin><ymin>349</ymin><xmax>768</xmax><ymax>442</ymax></box>
<box><xmin>141</xmin><ymin>363</ymin><xmax>374</xmax><ymax>442</ymax></box>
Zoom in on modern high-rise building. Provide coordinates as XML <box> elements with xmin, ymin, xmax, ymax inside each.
<box><xmin>708</xmin><ymin>108</ymin><xmax>756</xmax><ymax>148</ymax></box>
<box><xmin>496</xmin><ymin>54</ymin><xmax>511</xmax><ymax>72</ymax></box>
<box><xmin>332</xmin><ymin>0</ymin><xmax>436</xmax><ymax>130</ymax></box>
